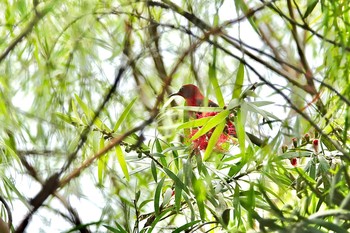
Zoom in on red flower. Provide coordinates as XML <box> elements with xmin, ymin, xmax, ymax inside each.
<box><xmin>313</xmin><ymin>139</ymin><xmax>319</xmax><ymax>153</ymax></box>
<box><xmin>290</xmin><ymin>158</ymin><xmax>297</xmax><ymax>166</ymax></box>
<box><xmin>188</xmin><ymin>112</ymin><xmax>235</xmax><ymax>152</ymax></box>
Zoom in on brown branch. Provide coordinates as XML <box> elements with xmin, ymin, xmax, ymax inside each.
<box><xmin>287</xmin><ymin>0</ymin><xmax>317</xmax><ymax>95</ymax></box>
<box><xmin>15</xmin><ymin>64</ymin><xmax>126</xmax><ymax>233</ymax></box>
<box><xmin>151</xmin><ymin>20</ymin><xmax>350</xmax><ymax>108</ymax></box>
<box><xmin>159</xmin><ymin>0</ymin><xmax>312</xmax><ymax>94</ymax></box>
<box><xmin>262</xmin><ymin>0</ymin><xmax>350</xmax><ymax>52</ymax></box>
<box><xmin>19</xmin><ymin>156</ymin><xmax>91</xmax><ymax>233</ymax></box>
<box><xmin>59</xmin><ymin>117</ymin><xmax>155</xmax><ymax>188</ymax></box>
<box><xmin>122</xmin><ymin>18</ymin><xmax>154</xmax><ymax>111</ymax></box>
<box><xmin>147</xmin><ymin>21</ymin><xmax>168</xmax><ymax>82</ymax></box>
<box><xmin>242</xmin><ymin>59</ymin><xmax>350</xmax><ymax>160</ymax></box>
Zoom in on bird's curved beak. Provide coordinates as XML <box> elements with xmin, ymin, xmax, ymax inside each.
<box><xmin>169</xmin><ymin>92</ymin><xmax>179</xmax><ymax>98</ymax></box>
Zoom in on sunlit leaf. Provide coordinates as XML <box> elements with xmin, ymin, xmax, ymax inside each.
<box><xmin>232</xmin><ymin>62</ymin><xmax>244</xmax><ymax>99</ymax></box>
<box><xmin>114</xmin><ymin>97</ymin><xmax>137</xmax><ymax>131</ymax></box>
<box><xmin>74</xmin><ymin>94</ymin><xmax>110</xmax><ymax>130</ymax></box>
<box><xmin>191</xmin><ymin>110</ymin><xmax>229</xmax><ymax>140</ymax></box>
<box><xmin>177</xmin><ymin>116</ymin><xmax>213</xmax><ymax>130</ymax></box>
<box><xmin>115</xmin><ymin>145</ymin><xmax>129</xmax><ymax>181</ymax></box>
<box><xmin>209</xmin><ymin>62</ymin><xmax>225</xmax><ymax>107</ymax></box>
<box><xmin>203</xmin><ymin>120</ymin><xmax>226</xmax><ymax>160</ymax></box>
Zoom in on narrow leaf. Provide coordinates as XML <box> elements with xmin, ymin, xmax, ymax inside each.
<box><xmin>245</xmin><ymin>102</ymin><xmax>280</xmax><ymax>120</ymax></box>
<box><xmin>172</xmin><ymin>221</ymin><xmax>201</xmax><ymax>233</ymax></box>
<box><xmin>203</xmin><ymin>121</ymin><xmax>226</xmax><ymax>160</ymax></box>
<box><xmin>177</xmin><ymin>116</ymin><xmax>213</xmax><ymax>130</ymax></box>
<box><xmin>56</xmin><ymin>112</ymin><xmax>81</xmax><ymax>126</ymax></box>
<box><xmin>154</xmin><ymin>177</ymin><xmax>165</xmax><ymax>215</ymax></box>
<box><xmin>174</xmin><ymin>106</ymin><xmax>222</xmax><ymax>112</ymax></box>
<box><xmin>115</xmin><ymin>145</ymin><xmax>129</xmax><ymax>181</ymax></box>
<box><xmin>74</xmin><ymin>94</ymin><xmax>109</xmax><ymax>130</ymax></box>
<box><xmin>174</xmin><ymin>184</ymin><xmax>182</xmax><ymax>212</ymax></box>
<box><xmin>97</xmin><ymin>138</ymin><xmax>107</xmax><ymax>185</ymax></box>
<box><xmin>232</xmin><ymin>62</ymin><xmax>244</xmax><ymax>99</ymax></box>
<box><xmin>114</xmin><ymin>97</ymin><xmax>137</xmax><ymax>131</ymax></box>
<box><xmin>193</xmin><ymin>177</ymin><xmax>207</xmax><ymax>220</ymax></box>
<box><xmin>163</xmin><ymin>168</ymin><xmax>188</xmax><ymax>193</ymax></box>
<box><xmin>209</xmin><ymin>64</ymin><xmax>225</xmax><ymax>107</ymax></box>
<box><xmin>151</xmin><ymin>160</ymin><xmax>157</xmax><ymax>183</ymax></box>
<box><xmin>191</xmin><ymin>110</ymin><xmax>230</xmax><ymax>140</ymax></box>
<box><xmin>304</xmin><ymin>0</ymin><xmax>319</xmax><ymax>18</ymax></box>
<box><xmin>235</xmin><ymin>109</ymin><xmax>246</xmax><ymax>154</ymax></box>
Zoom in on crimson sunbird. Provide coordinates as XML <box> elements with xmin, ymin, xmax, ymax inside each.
<box><xmin>170</xmin><ymin>84</ymin><xmax>264</xmax><ymax>147</ymax></box>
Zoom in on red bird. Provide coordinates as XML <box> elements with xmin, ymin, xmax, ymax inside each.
<box><xmin>169</xmin><ymin>84</ymin><xmax>218</xmax><ymax>107</ymax></box>
<box><xmin>170</xmin><ymin>84</ymin><xmax>264</xmax><ymax>147</ymax></box>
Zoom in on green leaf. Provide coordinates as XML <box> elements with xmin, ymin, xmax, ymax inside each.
<box><xmin>307</xmin><ymin>218</ymin><xmax>347</xmax><ymax>233</ymax></box>
<box><xmin>191</xmin><ymin>110</ymin><xmax>230</xmax><ymax>140</ymax></box>
<box><xmin>147</xmin><ymin>208</ymin><xmax>172</xmax><ymax>233</ymax></box>
<box><xmin>235</xmin><ymin>109</ymin><xmax>246</xmax><ymax>154</ymax></box>
<box><xmin>115</xmin><ymin>145</ymin><xmax>129</xmax><ymax>181</ymax></box>
<box><xmin>226</xmin><ymin>99</ymin><xmax>241</xmax><ymax>110</ymax></box>
<box><xmin>318</xmin><ymin>155</ymin><xmax>330</xmax><ymax>173</ymax></box>
<box><xmin>221</xmin><ymin>209</ymin><xmax>230</xmax><ymax>228</ymax></box>
<box><xmin>97</xmin><ymin>138</ymin><xmax>108</xmax><ymax>185</ymax></box>
<box><xmin>104</xmin><ymin>223</ymin><xmax>128</xmax><ymax>233</ymax></box>
<box><xmin>203</xmin><ymin>121</ymin><xmax>226</xmax><ymax>160</ymax></box>
<box><xmin>249</xmin><ymin>101</ymin><xmax>275</xmax><ymax>107</ymax></box>
<box><xmin>174</xmin><ymin>184</ymin><xmax>182</xmax><ymax>212</ymax></box>
<box><xmin>257</xmin><ymin>183</ymin><xmax>284</xmax><ymax>218</ymax></box>
<box><xmin>154</xmin><ymin>177</ymin><xmax>165</xmax><ymax>215</ymax></box>
<box><xmin>296</xmin><ymin>167</ymin><xmax>317</xmax><ymax>185</ymax></box>
<box><xmin>71</xmin><ymin>97</ymin><xmax>79</xmax><ymax>118</ymax></box>
<box><xmin>155</xmin><ymin>138</ymin><xmax>162</xmax><ymax>152</ymax></box>
<box><xmin>151</xmin><ymin>160</ymin><xmax>157</xmax><ymax>183</ymax></box>
<box><xmin>65</xmin><ymin>221</ymin><xmax>103</xmax><ymax>232</ymax></box>
<box><xmin>177</xmin><ymin>116</ymin><xmax>213</xmax><ymax>130</ymax></box>
<box><xmin>279</xmin><ymin>151</ymin><xmax>312</xmax><ymax>159</ymax></box>
<box><xmin>114</xmin><ymin>97</ymin><xmax>137</xmax><ymax>131</ymax></box>
<box><xmin>247</xmin><ymin>183</ymin><xmax>255</xmax><ymax>227</ymax></box>
<box><xmin>320</xmin><ymin>135</ymin><xmax>337</xmax><ymax>151</ymax></box>
<box><xmin>56</xmin><ymin>112</ymin><xmax>81</xmax><ymax>126</ymax></box>
<box><xmin>245</xmin><ymin>102</ymin><xmax>280</xmax><ymax>120</ymax></box>
<box><xmin>173</xmin><ymin>106</ymin><xmax>222</xmax><ymax>112</ymax></box>
<box><xmin>155</xmin><ymin>138</ymin><xmax>167</xmax><ymax>166</ymax></box>
<box><xmin>192</xmin><ymin>176</ymin><xmax>206</xmax><ymax>220</ymax></box>
<box><xmin>171</xmin><ymin>143</ymin><xmax>180</xmax><ymax>169</ymax></box>
<box><xmin>74</xmin><ymin>94</ymin><xmax>94</xmax><ymax>120</ymax></box>
<box><xmin>172</xmin><ymin>220</ymin><xmax>200</xmax><ymax>233</ymax></box>
<box><xmin>343</xmin><ymin>106</ymin><xmax>350</xmax><ymax>144</ymax></box>
<box><xmin>228</xmin><ymin>162</ymin><xmax>244</xmax><ymax>177</ymax></box>
<box><xmin>304</xmin><ymin>0</ymin><xmax>319</xmax><ymax>18</ymax></box>
<box><xmin>306</xmin><ymin>157</ymin><xmax>317</xmax><ymax>180</ymax></box>
<box><xmin>232</xmin><ymin>62</ymin><xmax>244</xmax><ymax>99</ymax></box>
<box><xmin>74</xmin><ymin>94</ymin><xmax>109</xmax><ymax>130</ymax></box>
<box><xmin>235</xmin><ymin>0</ymin><xmax>260</xmax><ymax>34</ymax></box>
<box><xmin>163</xmin><ymin>167</ymin><xmax>188</xmax><ymax>193</ymax></box>
<box><xmin>209</xmin><ymin>63</ymin><xmax>225</xmax><ymax>107</ymax></box>
<box><xmin>162</xmin><ymin>187</ymin><xmax>173</xmax><ymax>206</ymax></box>
<box><xmin>233</xmin><ymin>184</ymin><xmax>242</xmax><ymax>225</ymax></box>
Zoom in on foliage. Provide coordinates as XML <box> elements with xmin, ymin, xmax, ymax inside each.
<box><xmin>0</xmin><ymin>0</ymin><xmax>350</xmax><ymax>232</ymax></box>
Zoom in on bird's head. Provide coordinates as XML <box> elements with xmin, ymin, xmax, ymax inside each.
<box><xmin>169</xmin><ymin>84</ymin><xmax>203</xmax><ymax>99</ymax></box>
<box><xmin>170</xmin><ymin>84</ymin><xmax>219</xmax><ymax>107</ymax></box>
